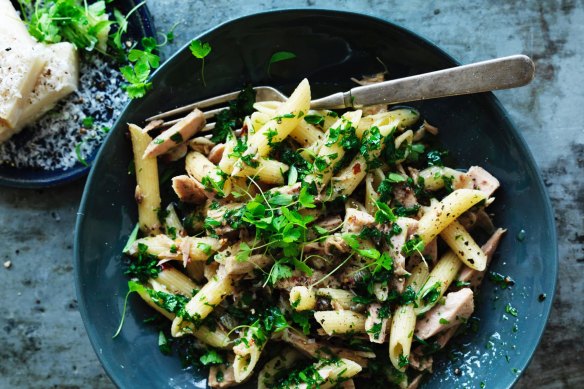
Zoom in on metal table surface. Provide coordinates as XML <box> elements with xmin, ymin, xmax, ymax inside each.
<box><xmin>1</xmin><ymin>1</ymin><xmax>582</xmax><ymax>388</ymax></box>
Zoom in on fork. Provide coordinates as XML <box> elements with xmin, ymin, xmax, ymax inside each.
<box><xmin>146</xmin><ymin>54</ymin><xmax>534</xmax><ymax>130</ymax></box>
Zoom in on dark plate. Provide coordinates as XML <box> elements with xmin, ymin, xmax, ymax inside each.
<box><xmin>74</xmin><ymin>9</ymin><xmax>557</xmax><ymax>389</ymax></box>
<box><xmin>0</xmin><ymin>0</ymin><xmax>156</xmax><ymax>189</ymax></box>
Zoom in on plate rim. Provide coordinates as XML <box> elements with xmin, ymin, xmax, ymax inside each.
<box><xmin>74</xmin><ymin>8</ymin><xmax>558</xmax><ymax>388</ymax></box>
<box><xmin>0</xmin><ymin>0</ymin><xmax>157</xmax><ymax>189</ymax></box>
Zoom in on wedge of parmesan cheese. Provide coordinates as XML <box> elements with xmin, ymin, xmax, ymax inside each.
<box><xmin>0</xmin><ymin>0</ymin><xmax>33</xmax><ymax>41</ymax></box>
<box><xmin>0</xmin><ymin>0</ymin><xmax>46</xmax><ymax>129</ymax></box>
<box><xmin>0</xmin><ymin>40</ymin><xmax>46</xmax><ymax>129</ymax></box>
<box><xmin>20</xmin><ymin>42</ymin><xmax>79</xmax><ymax>124</ymax></box>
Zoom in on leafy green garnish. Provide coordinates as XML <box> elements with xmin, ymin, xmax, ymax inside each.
<box><xmin>402</xmin><ymin>235</ymin><xmax>425</xmax><ymax>256</ymax></box>
<box><xmin>291</xmin><ymin>310</ymin><xmax>313</xmax><ymax>335</ymax></box>
<box><xmin>398</xmin><ymin>353</ymin><xmax>409</xmax><ymax>368</ymax></box>
<box><xmin>199</xmin><ymin>349</ymin><xmax>224</xmax><ymax>366</ymax></box>
<box><xmin>343</xmin><ymin>234</ymin><xmax>393</xmax><ymax>274</ymax></box>
<box><xmin>505</xmin><ymin>303</ymin><xmax>518</xmax><ymax>317</ymax></box>
<box><xmin>197</xmin><ymin>242</ymin><xmax>212</xmax><ymax>255</ymax></box>
<box><xmin>82</xmin><ymin>116</ymin><xmax>94</xmax><ymax>128</ymax></box>
<box><xmin>74</xmin><ymin>142</ymin><xmax>88</xmax><ymax>167</ymax></box>
<box><xmin>267</xmin><ymin>51</ymin><xmax>296</xmax><ymax>74</ymax></box>
<box><xmin>212</xmin><ymin>86</ymin><xmax>256</xmax><ymax>143</ymax></box>
<box><xmin>121</xmin><ymin>36</ymin><xmax>160</xmax><ymax>98</ymax></box>
<box><xmin>374</xmin><ymin>201</ymin><xmax>397</xmax><ymax>224</ymax></box>
<box><xmin>23</xmin><ymin>0</ymin><xmax>112</xmax><ymax>52</ymax></box>
<box><xmin>122</xmin><ymin>223</ymin><xmax>140</xmax><ymax>253</ymax></box>
<box><xmin>190</xmin><ymin>39</ymin><xmax>212</xmax><ymax>86</ymax></box>
<box><xmin>158</xmin><ymin>331</ymin><xmax>171</xmax><ymax>355</ymax></box>
<box><xmin>125</xmin><ymin>243</ymin><xmax>161</xmax><ymax>282</ymax></box>
<box><xmin>419</xmin><ymin>282</ymin><xmax>441</xmax><ymax>306</ymax></box>
<box><xmin>303</xmin><ymin>114</ymin><xmax>325</xmax><ymax>126</ymax></box>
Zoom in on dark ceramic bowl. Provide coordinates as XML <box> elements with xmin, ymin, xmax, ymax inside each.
<box><xmin>74</xmin><ymin>9</ymin><xmax>557</xmax><ymax>389</ymax></box>
<box><xmin>0</xmin><ymin>0</ymin><xmax>156</xmax><ymax>188</ymax></box>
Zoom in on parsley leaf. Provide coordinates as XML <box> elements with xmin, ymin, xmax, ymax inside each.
<box><xmin>374</xmin><ymin>201</ymin><xmax>397</xmax><ymax>224</ymax></box>
<box><xmin>402</xmin><ymin>235</ymin><xmax>425</xmax><ymax>256</ymax></box>
<box><xmin>270</xmin><ymin>261</ymin><xmax>293</xmax><ymax>284</ymax></box>
<box><xmin>267</xmin><ymin>51</ymin><xmax>296</xmax><ymax>74</ymax></box>
<box><xmin>158</xmin><ymin>331</ymin><xmax>171</xmax><ymax>355</ymax></box>
<box><xmin>199</xmin><ymin>349</ymin><xmax>224</xmax><ymax>366</ymax></box>
<box><xmin>304</xmin><ymin>114</ymin><xmax>325</xmax><ymax>126</ymax></box>
<box><xmin>122</xmin><ymin>223</ymin><xmax>140</xmax><ymax>254</ymax></box>
<box><xmin>190</xmin><ymin>39</ymin><xmax>212</xmax><ymax>86</ymax></box>
<box><xmin>291</xmin><ymin>311</ymin><xmax>313</xmax><ymax>335</ymax></box>
<box><xmin>298</xmin><ymin>185</ymin><xmax>316</xmax><ymax>209</ymax></box>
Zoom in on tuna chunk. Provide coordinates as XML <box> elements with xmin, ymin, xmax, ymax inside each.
<box><xmin>409</xmin><ymin>349</ymin><xmax>433</xmax><ymax>373</ymax></box>
<box><xmin>466</xmin><ymin>166</ymin><xmax>500</xmax><ymax>197</ymax></box>
<box><xmin>207</xmin><ymin>143</ymin><xmax>225</xmax><ymax>164</ymax></box>
<box><xmin>392</xmin><ymin>184</ymin><xmax>418</xmax><ymax>207</ymax></box>
<box><xmin>144</xmin><ymin>109</ymin><xmax>205</xmax><ymax>158</ymax></box>
<box><xmin>343</xmin><ymin>208</ymin><xmax>376</xmax><ymax>233</ymax></box>
<box><xmin>171</xmin><ymin>175</ymin><xmax>207</xmax><ymax>204</ymax></box>
<box><xmin>208</xmin><ymin>357</ymin><xmax>236</xmax><ymax>388</ymax></box>
<box><xmin>415</xmin><ymin>288</ymin><xmax>474</xmax><ymax>340</ymax></box>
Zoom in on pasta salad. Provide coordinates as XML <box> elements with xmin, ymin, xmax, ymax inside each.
<box><xmin>119</xmin><ymin>79</ymin><xmax>505</xmax><ymax>388</ymax></box>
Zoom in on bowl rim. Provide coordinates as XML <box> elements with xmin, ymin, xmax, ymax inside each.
<box><xmin>74</xmin><ymin>8</ymin><xmax>558</xmax><ymax>388</ymax></box>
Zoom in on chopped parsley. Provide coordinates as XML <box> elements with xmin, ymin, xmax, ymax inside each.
<box><xmin>125</xmin><ymin>243</ymin><xmax>160</xmax><ymax>283</ymax></box>
<box><xmin>505</xmin><ymin>303</ymin><xmax>518</xmax><ymax>317</ymax></box>
<box><xmin>212</xmin><ymin>86</ymin><xmax>256</xmax><ymax>143</ymax></box>
<box><xmin>170</xmin><ymin>132</ymin><xmax>183</xmax><ymax>143</ymax></box>
<box><xmin>199</xmin><ymin>349</ymin><xmax>224</xmax><ymax>366</ymax></box>
<box><xmin>402</xmin><ymin>235</ymin><xmax>425</xmax><ymax>256</ymax></box>
<box><xmin>304</xmin><ymin>114</ymin><xmax>325</xmax><ymax>126</ymax></box>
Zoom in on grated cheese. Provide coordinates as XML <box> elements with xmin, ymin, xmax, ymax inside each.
<box><xmin>0</xmin><ymin>54</ymin><xmax>128</xmax><ymax>170</ymax></box>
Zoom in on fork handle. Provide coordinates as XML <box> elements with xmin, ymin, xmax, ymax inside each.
<box><xmin>310</xmin><ymin>55</ymin><xmax>535</xmax><ymax>109</ymax></box>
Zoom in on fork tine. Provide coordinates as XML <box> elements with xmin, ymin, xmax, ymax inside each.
<box><xmin>146</xmin><ymin>90</ymin><xmax>242</xmax><ymax>122</ymax></box>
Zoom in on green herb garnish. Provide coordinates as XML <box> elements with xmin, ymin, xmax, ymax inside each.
<box><xmin>189</xmin><ymin>39</ymin><xmax>212</xmax><ymax>86</ymax></box>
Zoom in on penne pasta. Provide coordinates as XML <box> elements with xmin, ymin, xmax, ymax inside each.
<box><xmin>414</xmin><ymin>250</ymin><xmax>462</xmax><ymax>315</ymax></box>
<box><xmin>231</xmin><ymin>157</ymin><xmax>289</xmax><ymax>185</ymax></box>
<box><xmin>416</xmin><ymin>189</ymin><xmax>487</xmax><ymax>244</ymax></box>
<box><xmin>173</xmin><ymin>275</ymin><xmax>234</xmax><ymax>333</ymax></box>
<box><xmin>154</xmin><ymin>267</ymin><xmax>200</xmax><ymax>296</ymax></box>
<box><xmin>235</xmin><ymin>79</ymin><xmax>310</xmax><ymax>162</ymax></box>
<box><xmin>129</xmin><ymin>123</ymin><xmax>162</xmax><ymax>235</ymax></box>
<box><xmin>440</xmin><ymin>220</ymin><xmax>488</xmax><ymax>271</ymax></box>
<box><xmin>316</xmin><ymin>288</ymin><xmax>355</xmax><ymax>310</ymax></box>
<box><xmin>305</xmin><ymin>110</ymin><xmax>362</xmax><ymax>192</ymax></box>
<box><xmin>185</xmin><ymin>151</ymin><xmax>232</xmax><ymax>196</ymax></box>
<box><xmin>290</xmin><ymin>286</ymin><xmax>317</xmax><ymax>311</ymax></box>
<box><xmin>389</xmin><ymin>304</ymin><xmax>416</xmax><ymax>372</ymax></box>
<box><xmin>388</xmin><ymin>262</ymin><xmax>428</xmax><ymax>372</ymax></box>
<box><xmin>418</xmin><ymin>166</ymin><xmax>465</xmax><ymax>191</ymax></box>
<box><xmin>314</xmin><ymin>310</ymin><xmax>367</xmax><ymax>335</ymax></box>
<box><xmin>258</xmin><ymin>348</ymin><xmax>302</xmax><ymax>389</ymax></box>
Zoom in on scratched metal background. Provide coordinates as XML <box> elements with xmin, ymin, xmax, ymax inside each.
<box><xmin>0</xmin><ymin>1</ymin><xmax>582</xmax><ymax>388</ymax></box>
